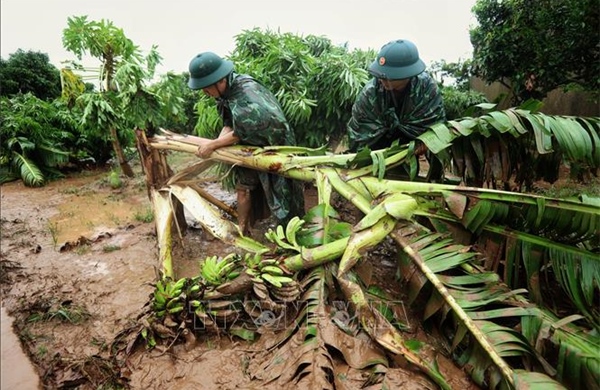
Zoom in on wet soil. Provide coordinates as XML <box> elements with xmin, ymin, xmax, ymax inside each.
<box><xmin>0</xmin><ymin>156</ymin><xmax>481</xmax><ymax>390</ymax></box>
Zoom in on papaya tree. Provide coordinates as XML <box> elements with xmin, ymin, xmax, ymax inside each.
<box><xmin>62</xmin><ymin>16</ymin><xmax>189</xmax><ymax>178</ymax></box>
<box><xmin>62</xmin><ymin>16</ymin><xmax>142</xmax><ymax>177</ymax></box>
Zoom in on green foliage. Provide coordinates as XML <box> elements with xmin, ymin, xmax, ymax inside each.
<box><xmin>0</xmin><ymin>49</ymin><xmax>62</xmax><ymax>100</ymax></box>
<box><xmin>116</xmin><ymin>61</ymin><xmax>163</xmax><ymax>130</ymax></box>
<box><xmin>193</xmin><ymin>95</ymin><xmax>222</xmax><ymax>137</ymax></box>
<box><xmin>150</xmin><ymin>72</ymin><xmax>194</xmax><ymax>134</ymax></box>
<box><xmin>134</xmin><ymin>207</ymin><xmax>154</xmax><ymax>223</ymax></box>
<box><xmin>429</xmin><ymin>58</ymin><xmax>474</xmax><ymax>92</ymax></box>
<box><xmin>62</xmin><ymin>16</ymin><xmax>176</xmax><ymax>177</ymax></box>
<box><xmin>78</xmin><ymin>92</ymin><xmax>122</xmax><ymax>131</ymax></box>
<box><xmin>0</xmin><ymin>94</ymin><xmax>73</xmax><ymax>186</ymax></box>
<box><xmin>62</xmin><ymin>17</ymin><xmax>188</xmax><ymax>170</ymax></box>
<box><xmin>419</xmin><ymin>104</ymin><xmax>600</xmax><ymax>190</ymax></box>
<box><xmin>62</xmin><ymin>15</ymin><xmax>140</xmax><ymax>71</ymax></box>
<box><xmin>0</xmin><ymin>91</ymin><xmax>114</xmax><ymax>186</ymax></box>
<box><xmin>440</xmin><ymin>87</ymin><xmax>489</xmax><ymax>120</ymax></box>
<box><xmin>470</xmin><ymin>0</ymin><xmax>600</xmax><ymax>103</ymax></box>
<box><xmin>223</xmin><ymin>28</ymin><xmax>374</xmax><ymax>148</ymax></box>
<box><xmin>75</xmin><ymin>90</ymin><xmax>134</xmax><ymax>159</ymax></box>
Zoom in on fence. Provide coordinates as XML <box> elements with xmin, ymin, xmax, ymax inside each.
<box><xmin>470</xmin><ymin>77</ymin><xmax>600</xmax><ymax>117</ymax></box>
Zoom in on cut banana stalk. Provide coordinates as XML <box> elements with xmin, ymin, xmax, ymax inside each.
<box><xmin>212</xmin><ymin>309</ymin><xmax>241</xmax><ymax>322</ymax></box>
<box><xmin>204</xmin><ymin>300</ymin><xmax>236</xmax><ymax>310</ymax></box>
<box><xmin>253</xmin><ymin>283</ymin><xmax>270</xmax><ymax>300</ymax></box>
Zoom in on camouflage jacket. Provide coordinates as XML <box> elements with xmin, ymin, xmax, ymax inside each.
<box><xmin>218</xmin><ymin>73</ymin><xmax>296</xmax><ymax>147</ymax></box>
<box><xmin>217</xmin><ymin>73</ymin><xmax>304</xmax><ymax>223</ymax></box>
<box><xmin>347</xmin><ymin>72</ymin><xmax>446</xmax><ymax>151</ymax></box>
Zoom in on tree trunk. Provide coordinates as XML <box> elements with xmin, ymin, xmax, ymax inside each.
<box><xmin>109</xmin><ymin>127</ymin><xmax>134</xmax><ymax>177</ymax></box>
<box><xmin>134</xmin><ymin>129</ymin><xmax>186</xmax><ymax>233</ymax></box>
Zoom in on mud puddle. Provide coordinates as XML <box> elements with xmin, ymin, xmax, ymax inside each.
<box><xmin>1</xmin><ymin>307</ymin><xmax>42</xmax><ymax>390</ymax></box>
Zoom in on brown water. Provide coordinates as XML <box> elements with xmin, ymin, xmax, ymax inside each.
<box><xmin>1</xmin><ymin>307</ymin><xmax>42</xmax><ymax>390</ymax></box>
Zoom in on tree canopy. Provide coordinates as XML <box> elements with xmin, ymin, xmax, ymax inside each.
<box><xmin>469</xmin><ymin>0</ymin><xmax>600</xmax><ymax>103</ymax></box>
<box><xmin>0</xmin><ymin>49</ymin><xmax>61</xmax><ymax>100</ymax></box>
<box><xmin>61</xmin><ymin>15</ymin><xmax>171</xmax><ymax>177</ymax></box>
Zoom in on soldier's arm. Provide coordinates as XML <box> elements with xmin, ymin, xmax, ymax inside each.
<box><xmin>195</xmin><ymin>126</ymin><xmax>240</xmax><ymax>158</ymax></box>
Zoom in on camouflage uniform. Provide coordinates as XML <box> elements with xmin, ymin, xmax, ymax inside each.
<box><xmin>347</xmin><ymin>72</ymin><xmax>446</xmax><ymax>152</ymax></box>
<box><xmin>217</xmin><ymin>72</ymin><xmax>304</xmax><ymax>225</ymax></box>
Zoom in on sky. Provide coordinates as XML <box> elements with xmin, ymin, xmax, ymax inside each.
<box><xmin>1</xmin><ymin>0</ymin><xmax>478</xmax><ymax>76</ymax></box>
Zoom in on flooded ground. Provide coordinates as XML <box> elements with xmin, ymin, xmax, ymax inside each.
<box><xmin>0</xmin><ymin>156</ymin><xmax>480</xmax><ymax>389</ymax></box>
<box><xmin>1</xmin><ymin>307</ymin><xmax>41</xmax><ymax>389</ymax></box>
<box><xmin>1</xmin><ymin>169</ymin><xmax>158</xmax><ymax>389</ymax></box>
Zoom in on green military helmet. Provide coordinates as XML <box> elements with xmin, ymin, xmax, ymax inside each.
<box><xmin>368</xmin><ymin>39</ymin><xmax>426</xmax><ymax>80</ymax></box>
<box><xmin>188</xmin><ymin>52</ymin><xmax>234</xmax><ymax>90</ymax></box>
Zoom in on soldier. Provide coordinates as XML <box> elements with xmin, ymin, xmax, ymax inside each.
<box><xmin>187</xmin><ymin>51</ymin><xmax>304</xmax><ymax>236</ymax></box>
<box><xmin>347</xmin><ymin>39</ymin><xmax>446</xmax><ymax>154</ymax></box>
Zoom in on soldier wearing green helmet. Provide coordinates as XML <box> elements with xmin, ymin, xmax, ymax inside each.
<box><xmin>187</xmin><ymin>51</ymin><xmax>304</xmax><ymax>236</ymax></box>
<box><xmin>347</xmin><ymin>39</ymin><xmax>445</xmax><ymax>153</ymax></box>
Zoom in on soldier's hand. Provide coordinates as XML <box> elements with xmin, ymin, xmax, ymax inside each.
<box><xmin>195</xmin><ymin>139</ymin><xmax>214</xmax><ymax>158</ymax></box>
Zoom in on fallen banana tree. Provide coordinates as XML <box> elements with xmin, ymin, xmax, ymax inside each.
<box><xmin>127</xmin><ymin>108</ymin><xmax>599</xmax><ymax>390</ymax></box>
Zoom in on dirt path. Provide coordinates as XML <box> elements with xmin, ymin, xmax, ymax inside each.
<box><xmin>1</xmin><ymin>170</ymin><xmax>158</xmax><ymax>388</ymax></box>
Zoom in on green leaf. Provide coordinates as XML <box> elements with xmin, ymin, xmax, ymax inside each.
<box><xmin>512</xmin><ymin>370</ymin><xmax>567</xmax><ymax>389</ymax></box>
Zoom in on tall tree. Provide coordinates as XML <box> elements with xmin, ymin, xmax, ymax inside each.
<box><xmin>62</xmin><ymin>15</ymin><xmax>141</xmax><ymax>177</ymax></box>
<box><xmin>470</xmin><ymin>0</ymin><xmax>600</xmax><ymax>104</ymax></box>
<box><xmin>0</xmin><ymin>50</ymin><xmax>61</xmax><ymax>100</ymax></box>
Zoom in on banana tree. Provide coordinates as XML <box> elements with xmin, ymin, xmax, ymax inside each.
<box><xmin>0</xmin><ymin>93</ymin><xmax>74</xmax><ymax>186</ymax></box>
<box><xmin>130</xmin><ymin>107</ymin><xmax>599</xmax><ymax>389</ymax></box>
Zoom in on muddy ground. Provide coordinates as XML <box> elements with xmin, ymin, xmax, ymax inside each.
<box><xmin>0</xmin><ymin>154</ymin><xmax>483</xmax><ymax>390</ymax></box>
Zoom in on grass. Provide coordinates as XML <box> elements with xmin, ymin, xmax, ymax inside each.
<box><xmin>102</xmin><ymin>244</ymin><xmax>121</xmax><ymax>253</ymax></box>
<box><xmin>166</xmin><ymin>150</ymin><xmax>198</xmax><ymax>168</ymax></box>
<box><xmin>27</xmin><ymin>302</ymin><xmax>91</xmax><ymax>324</ymax></box>
<box><xmin>47</xmin><ymin>221</ymin><xmax>60</xmax><ymax>249</ymax></box>
<box><xmin>36</xmin><ymin>345</ymin><xmax>48</xmax><ymax>358</ymax></box>
<box><xmin>75</xmin><ymin>244</ymin><xmax>91</xmax><ymax>255</ymax></box>
<box><xmin>107</xmin><ymin>192</ymin><xmax>126</xmax><ymax>202</ymax></box>
<box><xmin>60</xmin><ymin>186</ymin><xmax>81</xmax><ymax>195</ymax></box>
<box><xmin>58</xmin><ymin>185</ymin><xmax>95</xmax><ymax>197</ymax></box>
<box><xmin>533</xmin><ymin>176</ymin><xmax>600</xmax><ymax>199</ymax></box>
<box><xmin>134</xmin><ymin>207</ymin><xmax>154</xmax><ymax>223</ymax></box>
